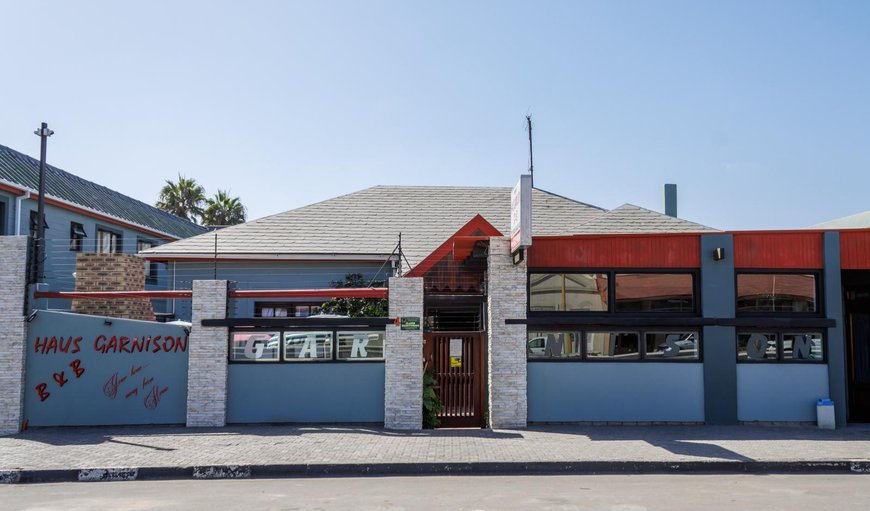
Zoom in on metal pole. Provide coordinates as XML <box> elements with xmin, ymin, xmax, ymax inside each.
<box><xmin>33</xmin><ymin>122</ymin><xmax>54</xmax><ymax>283</ymax></box>
<box><xmin>526</xmin><ymin>115</ymin><xmax>534</xmax><ymax>188</ymax></box>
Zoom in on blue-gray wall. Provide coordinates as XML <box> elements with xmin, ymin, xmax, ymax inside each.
<box><xmin>527</xmin><ymin>363</ymin><xmax>705</xmax><ymax>422</ymax></box>
<box><xmin>227</xmin><ymin>363</ymin><xmax>385</xmax><ymax>423</ymax></box>
<box><xmin>12</xmin><ymin>197</ymin><xmax>174</xmax><ymax>313</ymax></box>
<box><xmin>24</xmin><ymin>311</ymin><xmax>189</xmax><ymax>426</ymax></box>
<box><xmin>167</xmin><ymin>260</ymin><xmax>389</xmax><ymax>321</ymax></box>
<box><xmin>736</xmin><ymin>365</ymin><xmax>829</xmax><ymax>421</ymax></box>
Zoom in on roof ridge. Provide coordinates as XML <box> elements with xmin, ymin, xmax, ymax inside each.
<box><xmin>533</xmin><ymin>186</ymin><xmax>607</xmax><ymax>212</ymax></box>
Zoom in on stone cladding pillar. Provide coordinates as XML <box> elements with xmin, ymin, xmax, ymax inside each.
<box><xmin>186</xmin><ymin>280</ymin><xmax>229</xmax><ymax>427</ymax></box>
<box><xmin>384</xmin><ymin>277</ymin><xmax>424</xmax><ymax>430</ymax></box>
<box><xmin>0</xmin><ymin>236</ymin><xmax>28</xmax><ymax>435</ymax></box>
<box><xmin>486</xmin><ymin>236</ymin><xmax>528</xmax><ymax>428</ymax></box>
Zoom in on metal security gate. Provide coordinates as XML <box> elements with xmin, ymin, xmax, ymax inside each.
<box><xmin>426</xmin><ymin>332</ymin><xmax>485</xmax><ymax>428</ymax></box>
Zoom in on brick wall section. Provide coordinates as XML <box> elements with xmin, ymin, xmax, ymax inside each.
<box><xmin>186</xmin><ymin>280</ymin><xmax>229</xmax><ymax>427</ymax></box>
<box><xmin>71</xmin><ymin>253</ymin><xmax>155</xmax><ymax>321</ymax></box>
<box><xmin>486</xmin><ymin>236</ymin><xmax>528</xmax><ymax>428</ymax></box>
<box><xmin>384</xmin><ymin>277</ymin><xmax>423</xmax><ymax>430</ymax></box>
<box><xmin>0</xmin><ymin>237</ymin><xmax>28</xmax><ymax>435</ymax></box>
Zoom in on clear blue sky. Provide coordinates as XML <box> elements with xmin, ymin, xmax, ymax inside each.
<box><xmin>2</xmin><ymin>1</ymin><xmax>868</xmax><ymax>230</ymax></box>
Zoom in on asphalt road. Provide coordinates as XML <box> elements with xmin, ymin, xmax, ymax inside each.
<box><xmin>2</xmin><ymin>474</ymin><xmax>870</xmax><ymax>511</ymax></box>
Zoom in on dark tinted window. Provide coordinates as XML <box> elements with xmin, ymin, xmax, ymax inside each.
<box><xmin>736</xmin><ymin>274</ymin><xmax>817</xmax><ymax>313</ymax></box>
<box><xmin>529</xmin><ymin>273</ymin><xmax>608</xmax><ymax>312</ymax></box>
<box><xmin>615</xmin><ymin>273</ymin><xmax>695</xmax><ymax>312</ymax></box>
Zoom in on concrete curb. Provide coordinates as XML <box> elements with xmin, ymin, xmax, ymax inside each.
<box><xmin>3</xmin><ymin>460</ymin><xmax>870</xmax><ymax>484</ymax></box>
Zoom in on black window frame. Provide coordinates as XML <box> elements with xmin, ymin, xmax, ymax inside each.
<box><xmin>526</xmin><ymin>327</ymin><xmax>703</xmax><ymax>363</ymax></box>
<box><xmin>69</xmin><ymin>222</ymin><xmax>87</xmax><ymax>252</ymax></box>
<box><xmin>735</xmin><ymin>269</ymin><xmax>823</xmax><ymax>316</ymax></box>
<box><xmin>95</xmin><ymin>226</ymin><xmax>123</xmax><ymax>254</ymax></box>
<box><xmin>227</xmin><ymin>326</ymin><xmax>386</xmax><ymax>364</ymax></box>
<box><xmin>136</xmin><ymin>238</ymin><xmax>158</xmax><ymax>282</ymax></box>
<box><xmin>527</xmin><ymin>268</ymin><xmax>701</xmax><ymax>317</ymax></box>
<box><xmin>0</xmin><ymin>199</ymin><xmax>7</xmax><ymax>235</ymax></box>
<box><xmin>735</xmin><ymin>329</ymin><xmax>827</xmax><ymax>364</ymax></box>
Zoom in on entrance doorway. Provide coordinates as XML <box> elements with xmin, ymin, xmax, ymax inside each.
<box><xmin>424</xmin><ymin>332</ymin><xmax>486</xmax><ymax>428</ymax></box>
<box><xmin>846</xmin><ymin>283</ymin><xmax>870</xmax><ymax>422</ymax></box>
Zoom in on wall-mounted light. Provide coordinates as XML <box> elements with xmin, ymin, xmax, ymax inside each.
<box><xmin>104</xmin><ymin>319</ymin><xmax>113</xmax><ymax>326</ymax></box>
<box><xmin>713</xmin><ymin>247</ymin><xmax>726</xmax><ymax>261</ymax></box>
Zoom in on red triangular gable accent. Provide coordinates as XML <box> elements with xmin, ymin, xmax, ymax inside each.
<box><xmin>406</xmin><ymin>214</ymin><xmax>503</xmax><ymax>277</ymax></box>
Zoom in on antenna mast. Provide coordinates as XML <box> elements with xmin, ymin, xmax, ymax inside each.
<box><xmin>526</xmin><ymin>115</ymin><xmax>534</xmax><ymax>188</ymax></box>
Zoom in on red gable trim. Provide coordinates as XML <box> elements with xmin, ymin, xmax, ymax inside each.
<box><xmin>406</xmin><ymin>214</ymin><xmax>503</xmax><ymax>277</ymax></box>
<box><xmin>0</xmin><ymin>182</ymin><xmax>25</xmax><ymax>196</ymax></box>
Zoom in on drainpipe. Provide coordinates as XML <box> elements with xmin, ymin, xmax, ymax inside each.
<box><xmin>14</xmin><ymin>192</ymin><xmax>30</xmax><ymax>235</ymax></box>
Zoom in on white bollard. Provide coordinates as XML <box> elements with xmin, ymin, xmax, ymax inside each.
<box><xmin>816</xmin><ymin>398</ymin><xmax>835</xmax><ymax>430</ymax></box>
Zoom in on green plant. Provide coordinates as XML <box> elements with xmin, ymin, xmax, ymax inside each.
<box><xmin>422</xmin><ymin>370</ymin><xmax>442</xmax><ymax>429</ymax></box>
<box><xmin>320</xmin><ymin>273</ymin><xmax>388</xmax><ymax>317</ymax></box>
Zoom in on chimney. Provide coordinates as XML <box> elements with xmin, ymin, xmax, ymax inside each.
<box><xmin>663</xmin><ymin>183</ymin><xmax>677</xmax><ymax>217</ymax></box>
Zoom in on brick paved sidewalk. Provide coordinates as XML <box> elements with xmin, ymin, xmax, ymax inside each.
<box><xmin>2</xmin><ymin>424</ymin><xmax>870</xmax><ymax>471</ymax></box>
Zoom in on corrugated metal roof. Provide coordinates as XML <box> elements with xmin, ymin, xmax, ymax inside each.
<box><xmin>572</xmin><ymin>204</ymin><xmax>718</xmax><ymax>234</ymax></box>
<box><xmin>0</xmin><ymin>144</ymin><xmax>207</xmax><ymax>239</ymax></box>
<box><xmin>143</xmin><ymin>185</ymin><xmax>608</xmax><ymax>267</ymax></box>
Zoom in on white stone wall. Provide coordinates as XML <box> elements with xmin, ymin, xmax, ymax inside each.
<box><xmin>187</xmin><ymin>280</ymin><xmax>229</xmax><ymax>427</ymax></box>
<box><xmin>0</xmin><ymin>237</ymin><xmax>28</xmax><ymax>435</ymax></box>
<box><xmin>384</xmin><ymin>277</ymin><xmax>423</xmax><ymax>430</ymax></box>
<box><xmin>486</xmin><ymin>237</ymin><xmax>528</xmax><ymax>428</ymax></box>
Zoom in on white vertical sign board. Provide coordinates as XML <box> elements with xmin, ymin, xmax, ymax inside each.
<box><xmin>510</xmin><ymin>174</ymin><xmax>532</xmax><ymax>253</ymax></box>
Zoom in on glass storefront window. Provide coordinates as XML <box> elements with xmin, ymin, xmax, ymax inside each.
<box><xmin>614</xmin><ymin>273</ymin><xmax>695</xmax><ymax>312</ymax></box>
<box><xmin>527</xmin><ymin>331</ymin><xmax>582</xmax><ymax>359</ymax></box>
<box><xmin>644</xmin><ymin>332</ymin><xmax>699</xmax><ymax>360</ymax></box>
<box><xmin>529</xmin><ymin>273</ymin><xmax>608</xmax><ymax>312</ymax></box>
<box><xmin>737</xmin><ymin>332</ymin><xmax>778</xmax><ymax>361</ymax></box>
<box><xmin>782</xmin><ymin>332</ymin><xmax>824</xmax><ymax>361</ymax></box>
<box><xmin>284</xmin><ymin>331</ymin><xmax>333</xmax><ymax>361</ymax></box>
<box><xmin>230</xmin><ymin>331</ymin><xmax>280</xmax><ymax>362</ymax></box>
<box><xmin>586</xmin><ymin>331</ymin><xmax>640</xmax><ymax>360</ymax></box>
<box><xmin>337</xmin><ymin>331</ymin><xmax>384</xmax><ymax>360</ymax></box>
<box><xmin>736</xmin><ymin>274</ymin><xmax>817</xmax><ymax>313</ymax></box>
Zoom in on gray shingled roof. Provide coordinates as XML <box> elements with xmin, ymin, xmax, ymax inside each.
<box><xmin>572</xmin><ymin>204</ymin><xmax>718</xmax><ymax>234</ymax></box>
<box><xmin>808</xmin><ymin>211</ymin><xmax>870</xmax><ymax>230</ymax></box>
<box><xmin>0</xmin><ymin>144</ymin><xmax>207</xmax><ymax>239</ymax></box>
<box><xmin>143</xmin><ymin>185</ymin><xmax>607</xmax><ymax>267</ymax></box>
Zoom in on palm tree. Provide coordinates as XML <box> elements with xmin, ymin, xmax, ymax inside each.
<box><xmin>156</xmin><ymin>174</ymin><xmax>205</xmax><ymax>222</ymax></box>
<box><xmin>202</xmin><ymin>190</ymin><xmax>247</xmax><ymax>226</ymax></box>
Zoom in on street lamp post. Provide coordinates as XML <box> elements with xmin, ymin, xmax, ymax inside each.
<box><xmin>33</xmin><ymin>122</ymin><xmax>54</xmax><ymax>283</ymax></box>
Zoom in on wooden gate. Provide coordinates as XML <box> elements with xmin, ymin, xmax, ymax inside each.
<box><xmin>424</xmin><ymin>332</ymin><xmax>485</xmax><ymax>428</ymax></box>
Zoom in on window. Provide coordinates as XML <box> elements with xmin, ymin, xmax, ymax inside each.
<box><xmin>337</xmin><ymin>331</ymin><xmax>385</xmax><ymax>360</ymax></box>
<box><xmin>137</xmin><ymin>239</ymin><xmax>157</xmax><ymax>280</ymax></box>
<box><xmin>230</xmin><ymin>331</ymin><xmax>280</xmax><ymax>362</ymax></box>
<box><xmin>615</xmin><ymin>273</ymin><xmax>695</xmax><ymax>312</ymax></box>
<box><xmin>529</xmin><ymin>273</ymin><xmax>608</xmax><ymax>312</ymax></box>
<box><xmin>0</xmin><ymin>200</ymin><xmax>6</xmax><ymax>235</ymax></box>
<box><xmin>644</xmin><ymin>332</ymin><xmax>700</xmax><ymax>360</ymax></box>
<box><xmin>229</xmin><ymin>328</ymin><xmax>385</xmax><ymax>363</ymax></box>
<box><xmin>29</xmin><ymin>211</ymin><xmax>48</xmax><ymax>235</ymax></box>
<box><xmin>96</xmin><ymin>228</ymin><xmax>121</xmax><ymax>254</ymax></box>
<box><xmin>527</xmin><ymin>331</ymin><xmax>582</xmax><ymax>359</ymax></box>
<box><xmin>736</xmin><ymin>273</ymin><xmax>818</xmax><ymax>313</ymax></box>
<box><xmin>586</xmin><ymin>331</ymin><xmax>640</xmax><ymax>360</ymax></box>
<box><xmin>70</xmin><ymin>222</ymin><xmax>87</xmax><ymax>251</ymax></box>
<box><xmin>528</xmin><ymin>329</ymin><xmax>700</xmax><ymax>361</ymax></box>
<box><xmin>737</xmin><ymin>331</ymin><xmax>824</xmax><ymax>362</ymax></box>
<box><xmin>255</xmin><ymin>302</ymin><xmax>322</xmax><ymax>318</ymax></box>
<box><xmin>284</xmin><ymin>331</ymin><xmax>333</xmax><ymax>361</ymax></box>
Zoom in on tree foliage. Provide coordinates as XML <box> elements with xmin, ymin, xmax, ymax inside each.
<box><xmin>202</xmin><ymin>190</ymin><xmax>247</xmax><ymax>226</ymax></box>
<box><xmin>320</xmin><ymin>273</ymin><xmax>387</xmax><ymax>318</ymax></box>
<box><xmin>155</xmin><ymin>174</ymin><xmax>206</xmax><ymax>222</ymax></box>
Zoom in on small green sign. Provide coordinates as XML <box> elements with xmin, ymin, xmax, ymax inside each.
<box><xmin>400</xmin><ymin>316</ymin><xmax>421</xmax><ymax>330</ymax></box>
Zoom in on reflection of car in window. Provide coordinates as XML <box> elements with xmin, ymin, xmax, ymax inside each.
<box><xmin>527</xmin><ymin>336</ymin><xmax>546</xmax><ymax>356</ymax></box>
<box><xmin>656</xmin><ymin>333</ymin><xmax>697</xmax><ymax>353</ymax></box>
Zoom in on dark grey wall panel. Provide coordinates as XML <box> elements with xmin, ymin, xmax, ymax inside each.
<box><xmin>824</xmin><ymin>231</ymin><xmax>847</xmax><ymax>426</ymax></box>
<box><xmin>700</xmin><ymin>234</ymin><xmax>737</xmax><ymax>424</ymax></box>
